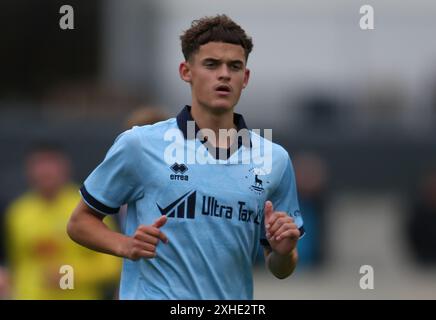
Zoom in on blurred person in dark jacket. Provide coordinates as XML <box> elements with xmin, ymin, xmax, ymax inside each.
<box><xmin>293</xmin><ymin>152</ymin><xmax>329</xmax><ymax>269</ymax></box>
<box><xmin>406</xmin><ymin>169</ymin><xmax>436</xmax><ymax>266</ymax></box>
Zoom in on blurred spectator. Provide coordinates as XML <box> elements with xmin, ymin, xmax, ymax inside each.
<box><xmin>42</xmin><ymin>81</ymin><xmax>147</xmax><ymax>120</ymax></box>
<box><xmin>360</xmin><ymin>78</ymin><xmax>406</xmax><ymax>130</ymax></box>
<box><xmin>123</xmin><ymin>105</ymin><xmax>169</xmax><ymax>130</ymax></box>
<box><xmin>0</xmin><ymin>200</ymin><xmax>9</xmax><ymax>299</ymax></box>
<box><xmin>4</xmin><ymin>142</ymin><xmax>121</xmax><ymax>299</ymax></box>
<box><xmin>0</xmin><ymin>266</ymin><xmax>10</xmax><ymax>300</ymax></box>
<box><xmin>293</xmin><ymin>152</ymin><xmax>329</xmax><ymax>269</ymax></box>
<box><xmin>297</xmin><ymin>91</ymin><xmax>341</xmax><ymax>129</ymax></box>
<box><xmin>405</xmin><ymin>169</ymin><xmax>436</xmax><ymax>266</ymax></box>
<box><xmin>255</xmin><ymin>152</ymin><xmax>329</xmax><ymax>268</ymax></box>
<box><xmin>0</xmin><ymin>200</ymin><xmax>6</xmax><ymax>266</ymax></box>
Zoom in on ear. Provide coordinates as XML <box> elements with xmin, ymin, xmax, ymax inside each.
<box><xmin>242</xmin><ymin>68</ymin><xmax>250</xmax><ymax>89</ymax></box>
<box><xmin>179</xmin><ymin>61</ymin><xmax>192</xmax><ymax>83</ymax></box>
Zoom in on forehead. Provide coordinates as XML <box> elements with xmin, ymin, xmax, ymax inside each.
<box><xmin>194</xmin><ymin>42</ymin><xmax>246</xmax><ymax>62</ymax></box>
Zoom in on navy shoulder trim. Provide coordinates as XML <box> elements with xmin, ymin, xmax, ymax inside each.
<box><xmin>80</xmin><ymin>185</ymin><xmax>120</xmax><ymax>215</ymax></box>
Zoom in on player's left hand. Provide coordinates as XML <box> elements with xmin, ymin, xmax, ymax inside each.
<box><xmin>264</xmin><ymin>201</ymin><xmax>300</xmax><ymax>256</ymax></box>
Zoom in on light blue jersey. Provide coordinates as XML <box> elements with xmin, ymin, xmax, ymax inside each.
<box><xmin>80</xmin><ymin>105</ymin><xmax>304</xmax><ymax>300</ymax></box>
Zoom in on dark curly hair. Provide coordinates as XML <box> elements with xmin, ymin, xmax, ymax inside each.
<box><xmin>180</xmin><ymin>14</ymin><xmax>253</xmax><ymax>62</ymax></box>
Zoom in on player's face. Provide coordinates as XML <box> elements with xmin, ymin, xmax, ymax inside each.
<box><xmin>180</xmin><ymin>42</ymin><xmax>250</xmax><ymax>113</ymax></box>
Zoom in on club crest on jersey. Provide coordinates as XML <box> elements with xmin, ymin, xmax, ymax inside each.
<box><xmin>245</xmin><ymin>167</ymin><xmax>269</xmax><ymax>195</ymax></box>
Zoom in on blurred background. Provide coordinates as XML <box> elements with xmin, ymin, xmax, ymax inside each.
<box><xmin>1</xmin><ymin>0</ymin><xmax>436</xmax><ymax>299</ymax></box>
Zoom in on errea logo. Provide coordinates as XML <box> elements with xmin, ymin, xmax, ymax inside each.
<box><xmin>170</xmin><ymin>162</ymin><xmax>189</xmax><ymax>181</ymax></box>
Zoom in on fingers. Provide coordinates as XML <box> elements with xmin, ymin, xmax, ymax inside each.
<box><xmin>134</xmin><ymin>249</ymin><xmax>156</xmax><ymax>259</ymax></box>
<box><xmin>137</xmin><ymin>224</ymin><xmax>169</xmax><ymax>244</ymax></box>
<box><xmin>263</xmin><ymin>202</ymin><xmax>299</xmax><ymax>242</ymax></box>
<box><xmin>152</xmin><ymin>215</ymin><xmax>168</xmax><ymax>228</ymax></box>
<box><xmin>128</xmin><ymin>219</ymin><xmax>170</xmax><ymax>260</ymax></box>
<box><xmin>268</xmin><ymin>222</ymin><xmax>298</xmax><ymax>241</ymax></box>
<box><xmin>157</xmin><ymin>230</ymin><xmax>169</xmax><ymax>244</ymax></box>
<box><xmin>127</xmin><ymin>236</ymin><xmax>157</xmax><ymax>260</ymax></box>
<box><xmin>267</xmin><ymin>215</ymin><xmax>294</xmax><ymax>235</ymax></box>
<box><xmin>263</xmin><ymin>201</ymin><xmax>274</xmax><ymax>226</ymax></box>
<box><xmin>274</xmin><ymin>228</ymin><xmax>300</xmax><ymax>242</ymax></box>
<box><xmin>134</xmin><ymin>232</ymin><xmax>159</xmax><ymax>245</ymax></box>
<box><xmin>264</xmin><ymin>201</ymin><xmax>288</xmax><ymax>227</ymax></box>
<box><xmin>132</xmin><ymin>238</ymin><xmax>157</xmax><ymax>254</ymax></box>
<box><xmin>148</xmin><ymin>227</ymin><xmax>168</xmax><ymax>244</ymax></box>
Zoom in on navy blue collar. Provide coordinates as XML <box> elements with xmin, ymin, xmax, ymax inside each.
<box><xmin>176</xmin><ymin>105</ymin><xmax>252</xmax><ymax>158</ymax></box>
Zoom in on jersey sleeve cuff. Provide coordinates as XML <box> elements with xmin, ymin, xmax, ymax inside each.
<box><xmin>260</xmin><ymin>238</ymin><xmax>271</xmax><ymax>247</ymax></box>
<box><xmin>79</xmin><ymin>185</ymin><xmax>120</xmax><ymax>215</ymax></box>
<box><xmin>298</xmin><ymin>226</ymin><xmax>306</xmax><ymax>239</ymax></box>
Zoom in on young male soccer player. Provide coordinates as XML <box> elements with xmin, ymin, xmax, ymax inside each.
<box><xmin>67</xmin><ymin>14</ymin><xmax>305</xmax><ymax>299</ymax></box>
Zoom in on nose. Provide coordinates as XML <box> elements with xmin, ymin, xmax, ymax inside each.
<box><xmin>217</xmin><ymin>64</ymin><xmax>231</xmax><ymax>81</ymax></box>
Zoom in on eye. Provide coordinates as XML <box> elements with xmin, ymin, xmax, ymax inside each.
<box><xmin>231</xmin><ymin>64</ymin><xmax>242</xmax><ymax>71</ymax></box>
<box><xmin>204</xmin><ymin>61</ymin><xmax>217</xmax><ymax>68</ymax></box>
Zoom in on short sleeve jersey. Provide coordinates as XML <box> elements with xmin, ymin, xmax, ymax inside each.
<box><xmin>81</xmin><ymin>105</ymin><xmax>304</xmax><ymax>299</ymax></box>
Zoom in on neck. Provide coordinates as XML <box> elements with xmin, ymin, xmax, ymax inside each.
<box><xmin>190</xmin><ymin>102</ymin><xmax>237</xmax><ymax>148</ymax></box>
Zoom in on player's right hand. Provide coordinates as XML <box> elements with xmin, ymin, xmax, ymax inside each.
<box><xmin>126</xmin><ymin>215</ymin><xmax>169</xmax><ymax>260</ymax></box>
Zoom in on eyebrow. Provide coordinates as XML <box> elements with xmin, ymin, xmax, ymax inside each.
<box><xmin>202</xmin><ymin>58</ymin><xmax>245</xmax><ymax>66</ymax></box>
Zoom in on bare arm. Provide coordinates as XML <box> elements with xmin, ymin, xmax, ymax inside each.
<box><xmin>262</xmin><ymin>201</ymin><xmax>300</xmax><ymax>279</ymax></box>
<box><xmin>67</xmin><ymin>199</ymin><xmax>168</xmax><ymax>260</ymax></box>
<box><xmin>263</xmin><ymin>247</ymin><xmax>298</xmax><ymax>279</ymax></box>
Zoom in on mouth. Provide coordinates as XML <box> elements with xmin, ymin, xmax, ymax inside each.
<box><xmin>215</xmin><ymin>84</ymin><xmax>232</xmax><ymax>96</ymax></box>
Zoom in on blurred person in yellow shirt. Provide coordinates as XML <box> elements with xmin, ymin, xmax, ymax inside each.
<box><xmin>0</xmin><ymin>266</ymin><xmax>9</xmax><ymax>299</ymax></box>
<box><xmin>4</xmin><ymin>142</ymin><xmax>121</xmax><ymax>299</ymax></box>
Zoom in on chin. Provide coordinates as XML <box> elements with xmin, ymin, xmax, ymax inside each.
<box><xmin>209</xmin><ymin>100</ymin><xmax>235</xmax><ymax>112</ymax></box>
